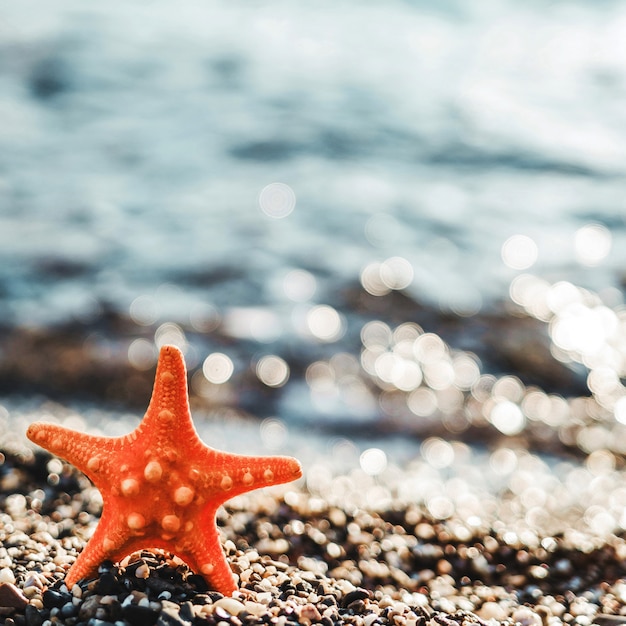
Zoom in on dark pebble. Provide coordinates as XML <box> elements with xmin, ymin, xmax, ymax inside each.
<box><xmin>156</xmin><ymin>605</ymin><xmax>189</xmax><ymax>626</ymax></box>
<box><xmin>207</xmin><ymin>591</ymin><xmax>225</xmax><ymax>602</ymax></box>
<box><xmin>60</xmin><ymin>602</ymin><xmax>78</xmax><ymax>618</ymax></box>
<box><xmin>594</xmin><ymin>617</ymin><xmax>626</xmax><ymax>626</ymax></box>
<box><xmin>185</xmin><ymin>574</ymin><xmax>209</xmax><ymax>593</ymax></box>
<box><xmin>43</xmin><ymin>588</ymin><xmax>72</xmax><ymax>609</ymax></box>
<box><xmin>146</xmin><ymin>577</ymin><xmax>179</xmax><ymax>596</ymax></box>
<box><xmin>78</xmin><ymin>595</ymin><xmax>102</xmax><ymax>621</ymax></box>
<box><xmin>179</xmin><ymin>602</ymin><xmax>195</xmax><ymax>622</ymax></box>
<box><xmin>98</xmin><ymin>561</ymin><xmax>116</xmax><ymax>574</ymax></box>
<box><xmin>96</xmin><ymin>572</ymin><xmax>123</xmax><ymax>595</ymax></box>
<box><xmin>346</xmin><ymin>599</ymin><xmax>367</xmax><ymax>614</ymax></box>
<box><xmin>340</xmin><ymin>588</ymin><xmax>370</xmax><ymax>608</ymax></box>
<box><xmin>24</xmin><ymin>605</ymin><xmax>45</xmax><ymax>626</ymax></box>
<box><xmin>122</xmin><ymin>603</ymin><xmax>160</xmax><ymax>626</ymax></box>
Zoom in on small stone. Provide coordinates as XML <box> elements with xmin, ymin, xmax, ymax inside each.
<box><xmin>299</xmin><ymin>604</ymin><xmax>322</xmax><ymax>624</ymax></box>
<box><xmin>60</xmin><ymin>601</ymin><xmax>78</xmax><ymax>618</ymax></box>
<box><xmin>122</xmin><ymin>603</ymin><xmax>160</xmax><ymax>626</ymax></box>
<box><xmin>213</xmin><ymin>597</ymin><xmax>247</xmax><ymax>615</ymax></box>
<box><xmin>79</xmin><ymin>595</ymin><xmax>104</xmax><ymax>621</ymax></box>
<box><xmin>0</xmin><ymin>568</ymin><xmax>16</xmax><ymax>585</ymax></box>
<box><xmin>23</xmin><ymin>572</ymin><xmax>46</xmax><ymax>591</ymax></box>
<box><xmin>0</xmin><ymin>582</ymin><xmax>28</xmax><ymax>610</ymax></box>
<box><xmin>179</xmin><ymin>602</ymin><xmax>195</xmax><ymax>622</ymax></box>
<box><xmin>364</xmin><ymin>614</ymin><xmax>380</xmax><ymax>626</ymax></box>
<box><xmin>594</xmin><ymin>617</ymin><xmax>626</xmax><ymax>626</ymax></box>
<box><xmin>512</xmin><ymin>608</ymin><xmax>542</xmax><ymax>626</ymax></box>
<box><xmin>157</xmin><ymin>604</ymin><xmax>189</xmax><ymax>626</ymax></box>
<box><xmin>135</xmin><ymin>563</ymin><xmax>150</xmax><ymax>579</ymax></box>
<box><xmin>24</xmin><ymin>604</ymin><xmax>45</xmax><ymax>626</ymax></box>
<box><xmin>341</xmin><ymin>588</ymin><xmax>371</xmax><ymax>608</ymax></box>
<box><xmin>478</xmin><ymin>602</ymin><xmax>507</xmax><ymax>621</ymax></box>
<box><xmin>96</xmin><ymin>572</ymin><xmax>122</xmax><ymax>595</ymax></box>
<box><xmin>42</xmin><ymin>588</ymin><xmax>72</xmax><ymax>609</ymax></box>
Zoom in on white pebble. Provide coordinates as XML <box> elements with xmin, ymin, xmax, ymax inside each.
<box><xmin>479</xmin><ymin>602</ymin><xmax>507</xmax><ymax>621</ymax></box>
<box><xmin>213</xmin><ymin>597</ymin><xmax>247</xmax><ymax>615</ymax></box>
<box><xmin>244</xmin><ymin>601</ymin><xmax>268</xmax><ymax>617</ymax></box>
<box><xmin>512</xmin><ymin>608</ymin><xmax>542</xmax><ymax>626</ymax></box>
<box><xmin>0</xmin><ymin>567</ymin><xmax>15</xmax><ymax>584</ymax></box>
<box><xmin>364</xmin><ymin>614</ymin><xmax>380</xmax><ymax>626</ymax></box>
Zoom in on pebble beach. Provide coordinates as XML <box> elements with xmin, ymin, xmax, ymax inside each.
<box><xmin>2</xmin><ymin>437</ymin><xmax>626</xmax><ymax>626</ymax></box>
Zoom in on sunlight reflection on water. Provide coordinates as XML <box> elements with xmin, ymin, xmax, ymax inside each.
<box><xmin>1</xmin><ymin>2</ymin><xmax>626</xmax><ymax>545</ymax></box>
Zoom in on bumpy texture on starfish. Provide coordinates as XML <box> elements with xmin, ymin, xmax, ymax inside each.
<box><xmin>27</xmin><ymin>344</ymin><xmax>302</xmax><ymax>595</ymax></box>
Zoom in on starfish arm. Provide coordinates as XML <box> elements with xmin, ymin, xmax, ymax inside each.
<box><xmin>183</xmin><ymin>507</ymin><xmax>238</xmax><ymax>596</ymax></box>
<box><xmin>202</xmin><ymin>449</ymin><xmax>302</xmax><ymax>499</ymax></box>
<box><xmin>137</xmin><ymin>345</ymin><xmax>199</xmax><ymax>441</ymax></box>
<box><xmin>26</xmin><ymin>422</ymin><xmax>118</xmax><ymax>479</ymax></box>
<box><xmin>64</xmin><ymin>508</ymin><xmax>126</xmax><ymax>587</ymax></box>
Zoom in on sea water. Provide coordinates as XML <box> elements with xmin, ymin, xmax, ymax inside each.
<box><xmin>0</xmin><ymin>1</ymin><xmax>626</xmax><ymax>493</ymax></box>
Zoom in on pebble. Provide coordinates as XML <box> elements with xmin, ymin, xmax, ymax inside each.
<box><xmin>42</xmin><ymin>588</ymin><xmax>72</xmax><ymax>609</ymax></box>
<box><xmin>0</xmin><ymin>582</ymin><xmax>28</xmax><ymax>610</ymax></box>
<box><xmin>122</xmin><ymin>603</ymin><xmax>160</xmax><ymax>626</ymax></box>
<box><xmin>513</xmin><ymin>607</ymin><xmax>543</xmax><ymax>626</ymax></box>
<box><xmin>477</xmin><ymin>601</ymin><xmax>508</xmax><ymax>621</ymax></box>
<box><xmin>594</xmin><ymin>617</ymin><xmax>626</xmax><ymax>626</ymax></box>
<box><xmin>0</xmin><ymin>568</ymin><xmax>16</xmax><ymax>584</ymax></box>
<box><xmin>213</xmin><ymin>596</ymin><xmax>247</xmax><ymax>615</ymax></box>
<box><xmin>3</xmin><ymin>448</ymin><xmax>626</xmax><ymax>626</ymax></box>
<box><xmin>299</xmin><ymin>603</ymin><xmax>322</xmax><ymax>624</ymax></box>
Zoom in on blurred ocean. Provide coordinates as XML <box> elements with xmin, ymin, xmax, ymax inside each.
<box><xmin>1</xmin><ymin>1</ymin><xmax>626</xmax><ymax>476</ymax></box>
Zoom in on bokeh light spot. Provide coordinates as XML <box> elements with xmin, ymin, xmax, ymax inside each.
<box><xmin>615</xmin><ymin>397</ymin><xmax>626</xmax><ymax>425</ymax></box>
<box><xmin>501</xmin><ymin>234</ymin><xmax>538</xmax><ymax>270</ymax></box>
<box><xmin>306</xmin><ymin>305</ymin><xmax>345</xmax><ymax>342</ymax></box>
<box><xmin>189</xmin><ymin>303</ymin><xmax>220</xmax><ymax>333</ymax></box>
<box><xmin>223</xmin><ymin>307</ymin><xmax>282</xmax><ymax>343</ymax></box>
<box><xmin>202</xmin><ymin>352</ymin><xmax>234</xmax><ymax>384</ymax></box>
<box><xmin>128</xmin><ymin>339</ymin><xmax>157</xmax><ymax>371</ymax></box>
<box><xmin>574</xmin><ymin>223</ymin><xmax>611</xmax><ymax>266</ymax></box>
<box><xmin>283</xmin><ymin>269</ymin><xmax>316</xmax><ymax>302</ymax></box>
<box><xmin>427</xmin><ymin>496</ymin><xmax>454</xmax><ymax>520</ymax></box>
<box><xmin>360</xmin><ymin>447</ymin><xmax>388</xmax><ymax>476</ymax></box>
<box><xmin>130</xmin><ymin>295</ymin><xmax>158</xmax><ymax>326</ymax></box>
<box><xmin>360</xmin><ymin>262</ymin><xmax>390</xmax><ymax>296</ymax></box>
<box><xmin>407</xmin><ymin>387</ymin><xmax>438</xmax><ymax>416</ymax></box>
<box><xmin>256</xmin><ymin>355</ymin><xmax>290</xmax><ymax>388</ymax></box>
<box><xmin>259</xmin><ymin>182</ymin><xmax>296</xmax><ymax>218</ymax></box>
<box><xmin>155</xmin><ymin>322</ymin><xmax>187</xmax><ymax>350</ymax></box>
<box><xmin>260</xmin><ymin>418</ymin><xmax>288</xmax><ymax>451</ymax></box>
<box><xmin>421</xmin><ymin>437</ymin><xmax>454</xmax><ymax>469</ymax></box>
<box><xmin>380</xmin><ymin>256</ymin><xmax>414</xmax><ymax>290</ymax></box>
<box><xmin>361</xmin><ymin>321</ymin><xmax>392</xmax><ymax>349</ymax></box>
<box><xmin>490</xmin><ymin>400</ymin><xmax>525</xmax><ymax>435</ymax></box>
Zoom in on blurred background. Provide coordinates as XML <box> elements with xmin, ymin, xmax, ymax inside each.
<box><xmin>1</xmin><ymin>0</ymin><xmax>626</xmax><ymax>503</ymax></box>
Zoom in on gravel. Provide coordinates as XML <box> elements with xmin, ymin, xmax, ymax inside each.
<box><xmin>2</xmin><ymin>447</ymin><xmax>626</xmax><ymax>626</ymax></box>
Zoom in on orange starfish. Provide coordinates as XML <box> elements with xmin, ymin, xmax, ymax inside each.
<box><xmin>27</xmin><ymin>344</ymin><xmax>302</xmax><ymax>595</ymax></box>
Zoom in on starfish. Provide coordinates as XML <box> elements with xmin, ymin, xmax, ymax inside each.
<box><xmin>27</xmin><ymin>344</ymin><xmax>302</xmax><ymax>595</ymax></box>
